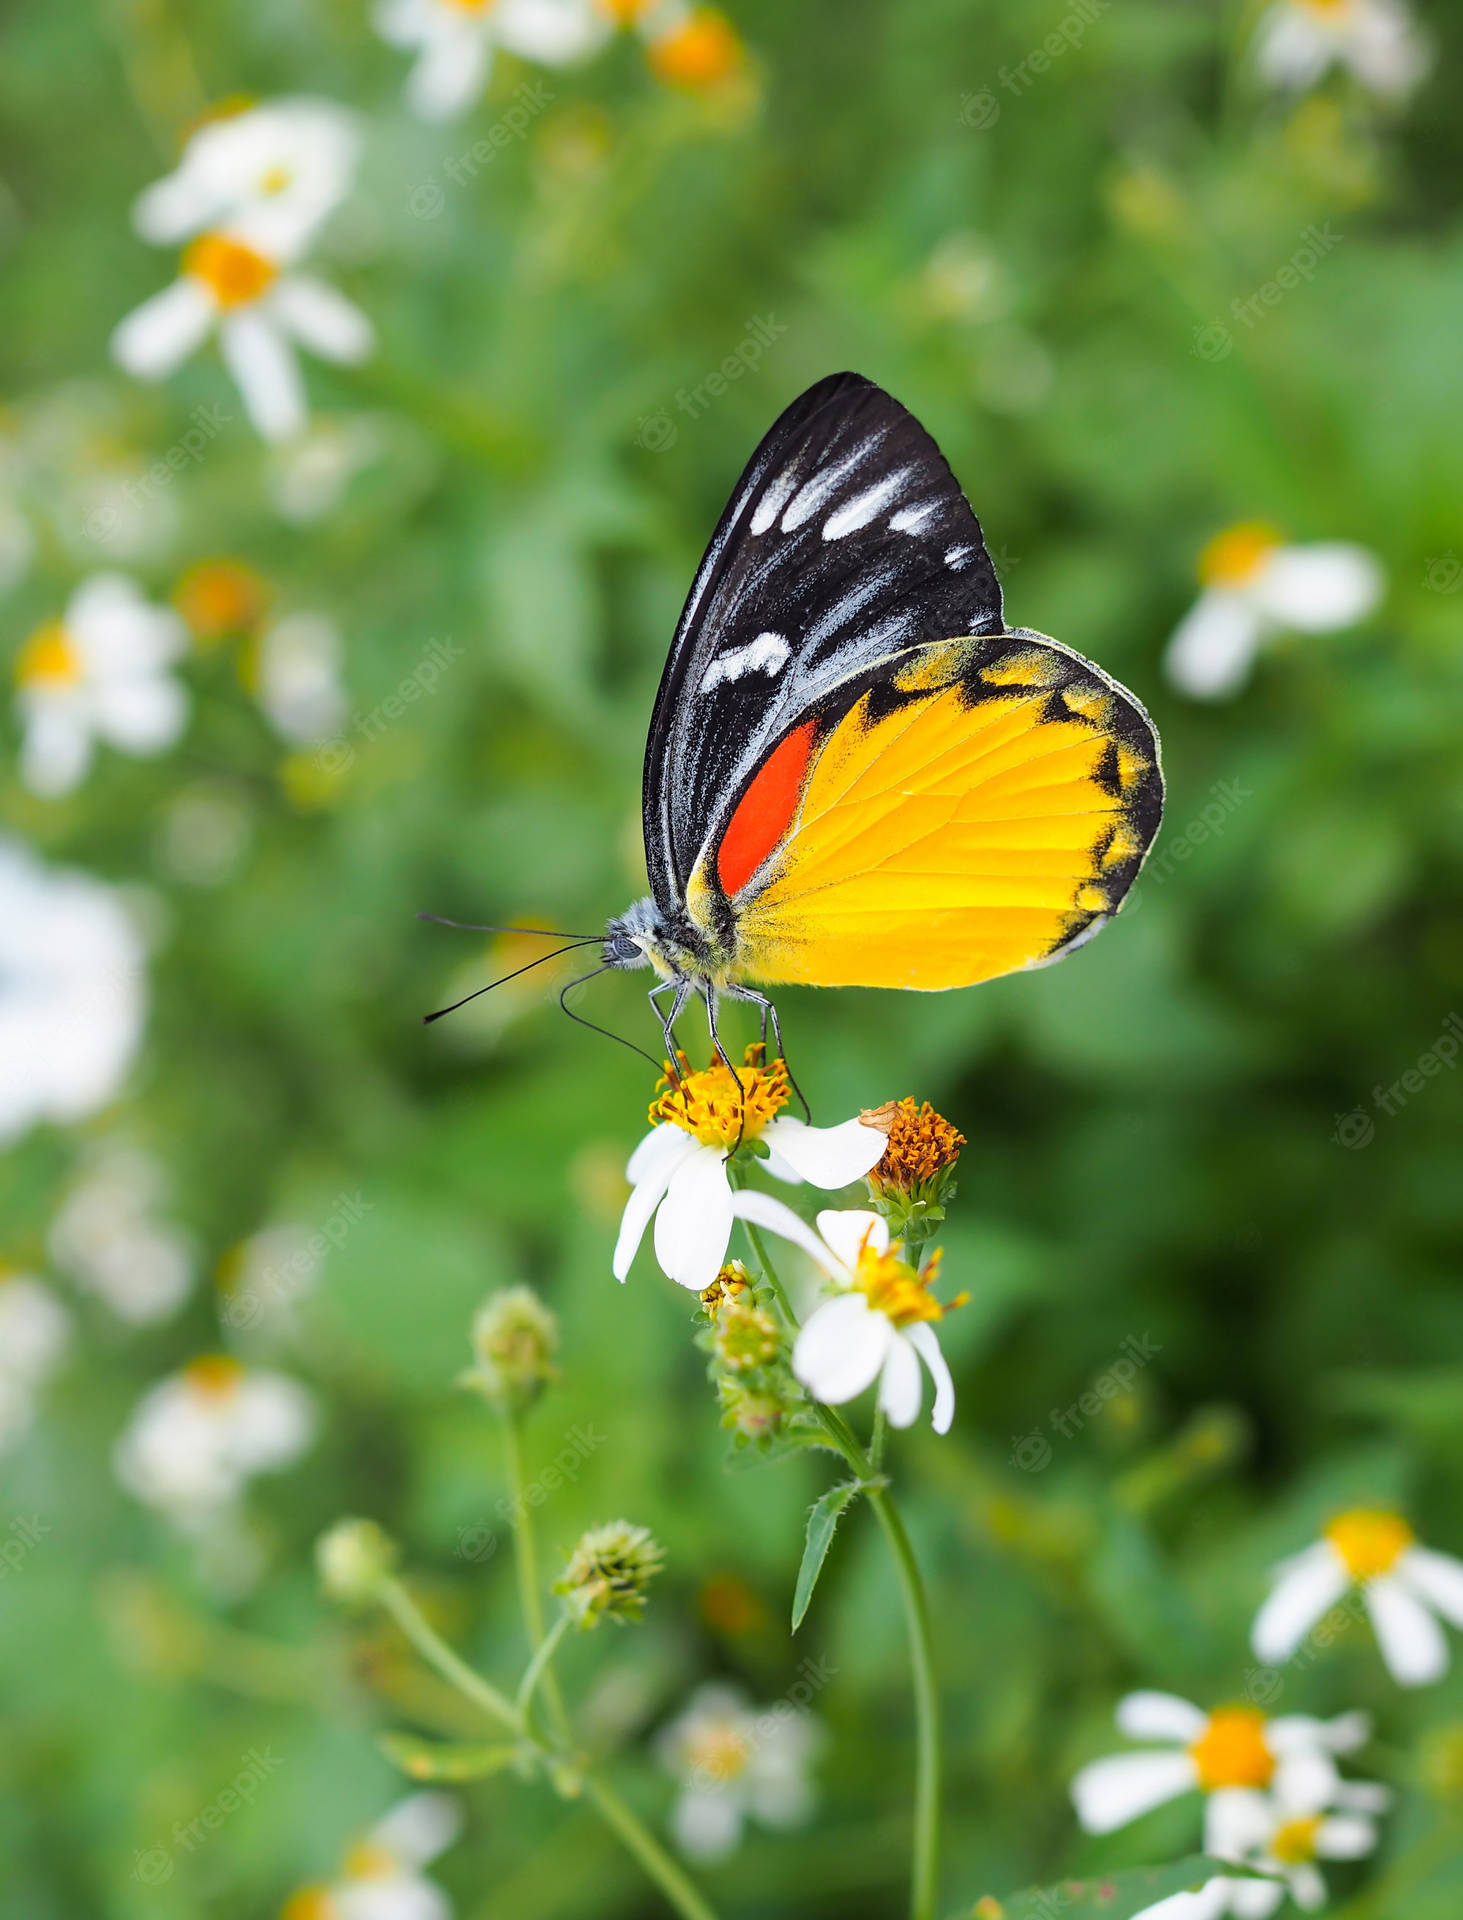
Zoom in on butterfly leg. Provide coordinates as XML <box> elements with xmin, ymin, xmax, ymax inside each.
<box><xmin>648</xmin><ymin>977</ymin><xmax>693</xmax><ymax>1078</ymax></box>
<box><xmin>723</xmin><ymin>983</ymin><xmax>812</xmax><ymax>1124</ymax></box>
<box><xmin>700</xmin><ymin>983</ymin><xmax>751</xmax><ymax>1153</ymax></box>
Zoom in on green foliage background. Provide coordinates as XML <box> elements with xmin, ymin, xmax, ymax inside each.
<box><xmin>2</xmin><ymin>1</ymin><xmax>1462</xmax><ymax>1914</ymax></box>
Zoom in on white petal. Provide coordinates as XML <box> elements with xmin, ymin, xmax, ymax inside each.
<box><xmin>729</xmin><ymin>1188</ymin><xmax>840</xmax><ymax>1274</ymax></box>
<box><xmin>1252</xmin><ymin>1543</ymin><xmax>1350</xmax><ymax>1663</ymax></box>
<box><xmin>792</xmin><ymin>1294</ymin><xmax>892</xmax><ymax>1407</ymax></box>
<box><xmin>877</xmin><ymin>1333</ymin><xmax>923</xmax><ymax>1429</ymax></box>
<box><xmin>671</xmin><ymin>1786</ymin><xmax>743</xmax><ymax>1862</ymax></box>
<box><xmin>904</xmin><ymin>1321</ymin><xmax>954</xmax><ymax>1433</ymax></box>
<box><xmin>19</xmin><ymin>703</ymin><xmax>92</xmax><ymax>797</ymax></box>
<box><xmin>1314</xmin><ymin>1812</ymin><xmax>1377</xmax><ymax>1860</ymax></box>
<box><xmin>613</xmin><ymin>1132</ymin><xmax>697</xmax><ymax>1280</ymax></box>
<box><xmin>1398</xmin><ymin>1546</ymin><xmax>1463</xmax><ymax>1627</ymax></box>
<box><xmin>1115</xmin><ymin>1691</ymin><xmax>1208</xmax><ymax>1744</ymax></box>
<box><xmin>654</xmin><ymin>1146</ymin><xmax>734</xmax><ymax>1291</ymax></box>
<box><xmin>760</xmin><ymin>1114</ymin><xmax>886</xmax><ymax>1189</ymax></box>
<box><xmin>1205</xmin><ymin>1787</ymin><xmax>1273</xmax><ymax>1860</ymax></box>
<box><xmin>271</xmin><ymin>276</ymin><xmax>374</xmax><ymax>365</ymax></box>
<box><xmin>111</xmin><ymin>279</ymin><xmax>215</xmax><ymax>380</ymax></box>
<box><xmin>1268</xmin><ymin>1709</ymin><xmax>1369</xmax><ymax>1755</ymax></box>
<box><xmin>1164</xmin><ymin>591</ymin><xmax>1263</xmax><ymax>700</ymax></box>
<box><xmin>1272</xmin><ymin>1749</ymin><xmax>1339</xmax><ymax>1818</ymax></box>
<box><xmin>1070</xmin><ymin>1751</ymin><xmax>1198</xmax><ymax>1834</ymax></box>
<box><xmin>131</xmin><ymin>169</ymin><xmax>221</xmax><ymax>244</ymax></box>
<box><xmin>94</xmin><ymin>676</ymin><xmax>188</xmax><ymax>755</ymax></box>
<box><xmin>1285</xmin><ymin>1864</ymin><xmax>1327</xmax><ymax>1912</ymax></box>
<box><xmin>1365</xmin><ymin>1572</ymin><xmax>1450</xmax><ymax>1685</ymax></box>
<box><xmin>1332</xmin><ymin>1778</ymin><xmax>1391</xmax><ymax>1815</ymax></box>
<box><xmin>1229</xmin><ymin>1880</ymin><xmax>1285</xmax><ymax>1920</ymax></box>
<box><xmin>370</xmin><ymin>1790</ymin><xmax>462</xmax><ymax>1867</ymax></box>
<box><xmin>1250</xmin><ymin>544</ymin><xmax>1384</xmax><ymax>631</ymax></box>
<box><xmin>1133</xmin><ymin>1886</ymin><xmax>1233</xmax><ymax>1920</ymax></box>
<box><xmin>814</xmin><ymin>1207</ymin><xmax>887</xmax><ymax>1273</ymax></box>
<box><xmin>1255</xmin><ymin>7</ymin><xmax>1332</xmax><ymax>88</ymax></box>
<box><xmin>496</xmin><ymin>0</ymin><xmax>613</xmax><ymax>64</ymax></box>
<box><xmin>219</xmin><ymin>312</ymin><xmax>306</xmax><ymax>443</ymax></box>
<box><xmin>407</xmin><ymin>29</ymin><xmax>491</xmax><ymax>122</ymax></box>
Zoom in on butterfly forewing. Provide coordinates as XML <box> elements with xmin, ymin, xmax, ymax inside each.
<box><xmin>643</xmin><ymin>372</ymin><xmax>1004</xmax><ymax>907</ymax></box>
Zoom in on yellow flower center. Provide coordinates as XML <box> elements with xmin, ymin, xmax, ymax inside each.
<box><xmin>174</xmin><ymin>558</ymin><xmax>268</xmax><ymax>643</ymax></box>
<box><xmin>183</xmin><ymin>231</ymin><xmax>278</xmax><ymax>309</ymax></box>
<box><xmin>1198</xmin><ymin>521</ymin><xmax>1284</xmax><ymax>590</ymax></box>
<box><xmin>15</xmin><ymin>619</ymin><xmax>82</xmax><ymax>689</ymax></box>
<box><xmin>1326</xmin><ymin>1507</ymin><xmax>1414</xmax><ymax>1579</ymax></box>
<box><xmin>445</xmin><ymin>0</ymin><xmax>497</xmax><ymax>12</ymax></box>
<box><xmin>183</xmin><ymin>1353</ymin><xmax>245</xmax><ymax>1400</ymax></box>
<box><xmin>341</xmin><ymin>1839</ymin><xmax>399</xmax><ymax>1881</ymax></box>
<box><xmin>1189</xmin><ymin>1708</ymin><xmax>1276</xmax><ymax>1792</ymax></box>
<box><xmin>258</xmin><ymin>165</ymin><xmax>293</xmax><ymax>196</ymax></box>
<box><xmin>684</xmin><ymin>1719</ymin><xmax>751</xmax><ymax>1783</ymax></box>
<box><xmin>647</xmin><ymin>9</ymin><xmax>745</xmax><ymax>89</ymax></box>
<box><xmin>599</xmin><ymin>0</ymin><xmax>656</xmax><ymax>21</ymax></box>
<box><xmin>1297</xmin><ymin>0</ymin><xmax>1351</xmax><ymax>15</ymax></box>
<box><xmin>1270</xmin><ymin>1814</ymin><xmax>1324</xmax><ymax>1866</ymax></box>
<box><xmin>280</xmin><ymin>1891</ymin><xmax>339</xmax><ymax>1920</ymax></box>
<box><xmin>649</xmin><ymin>1047</ymin><xmax>788</xmax><ymax>1150</ymax></box>
<box><xmin>854</xmin><ymin>1241</ymin><xmax>947</xmax><ymax>1328</ymax></box>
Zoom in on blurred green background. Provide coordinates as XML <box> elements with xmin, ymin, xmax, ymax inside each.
<box><xmin>3</xmin><ymin>0</ymin><xmax>1463</xmax><ymax>1914</ymax></box>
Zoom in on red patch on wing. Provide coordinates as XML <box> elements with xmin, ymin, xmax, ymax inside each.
<box><xmin>716</xmin><ymin>719</ymin><xmax>818</xmax><ymax>898</ymax></box>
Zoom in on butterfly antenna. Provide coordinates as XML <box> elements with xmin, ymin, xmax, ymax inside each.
<box><xmin>559</xmin><ymin>965</ymin><xmax>664</xmax><ymax>1072</ymax></box>
<box><xmin>422</xmin><ymin>940</ymin><xmax>600</xmax><ymax>1025</ymax></box>
<box><xmin>419</xmin><ymin>913</ymin><xmax>597</xmax><ymax>938</ymax></box>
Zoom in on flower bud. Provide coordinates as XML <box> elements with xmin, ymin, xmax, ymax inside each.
<box><xmin>462</xmin><ymin>1285</ymin><xmax>558</xmax><ymax>1412</ymax></box>
<box><xmin>316</xmin><ymin>1517</ymin><xmax>399</xmax><ymax>1607</ymax></box>
<box><xmin>861</xmin><ymin>1097</ymin><xmax>966</xmax><ymax>1245</ymax></box>
<box><xmin>554</xmin><ymin>1520</ymin><xmax>664</xmax><ymax>1630</ymax></box>
<box><xmin>713</xmin><ymin>1299</ymin><xmax>781</xmax><ymax>1373</ymax></box>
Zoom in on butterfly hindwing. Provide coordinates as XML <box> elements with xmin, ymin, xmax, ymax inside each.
<box><xmin>643</xmin><ymin>372</ymin><xmax>1004</xmax><ymax>910</ymax></box>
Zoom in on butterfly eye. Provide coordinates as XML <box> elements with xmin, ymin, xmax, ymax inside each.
<box><xmin>604</xmin><ymin>933</ymin><xmax>644</xmax><ymax>968</ymax></box>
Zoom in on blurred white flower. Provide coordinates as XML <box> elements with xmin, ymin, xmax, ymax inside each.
<box><xmin>283</xmin><ymin>1792</ymin><xmax>462</xmax><ymax>1920</ymax></box>
<box><xmin>1255</xmin><ymin>0</ymin><xmax>1430</xmax><ymax>101</ymax></box>
<box><xmin>112</xmin><ymin>231</ymin><xmax>373</xmax><ymax>443</ymax></box>
<box><xmin>0</xmin><ymin>1274</ymin><xmax>72</xmax><ymax>1452</ymax></box>
<box><xmin>1253</xmin><ymin>1508</ymin><xmax>1463</xmax><ymax>1687</ymax></box>
<box><xmin>0</xmin><ymin>840</ymin><xmax>146</xmax><ymax>1145</ymax></box>
<box><xmin>132</xmin><ymin>98</ymin><xmax>362</xmax><ymax>261</ymax></box>
<box><xmin>614</xmin><ymin>1053</ymin><xmax>885</xmax><ymax>1292</ymax></box>
<box><xmin>729</xmin><ymin>1196</ymin><xmax>957</xmax><ymax>1433</ymax></box>
<box><xmin>1072</xmin><ymin>1693</ymin><xmax>1371</xmax><ymax>1845</ymax></box>
<box><xmin>375</xmin><ymin>0</ymin><xmax>610</xmax><ymax>122</ymax></box>
<box><xmin>48</xmin><ymin>1145</ymin><xmax>194</xmax><ymax>1326</ymax></box>
<box><xmin>252</xmin><ymin>612</ymin><xmax>349</xmax><ymax>744</ymax></box>
<box><xmin>12</xmin><ymin>573</ymin><xmax>189</xmax><ymax>796</ymax></box>
<box><xmin>267</xmin><ymin>415</ymin><xmax>388</xmax><ymax>523</ymax></box>
<box><xmin>1163</xmin><ymin>523</ymin><xmax>1383</xmax><ymax>700</ymax></box>
<box><xmin>657</xmin><ymin>1681</ymin><xmax>820</xmax><ymax>1862</ymax></box>
<box><xmin>114</xmin><ymin>1355</ymin><xmax>315</xmax><ymax>1524</ymax></box>
<box><xmin>218</xmin><ymin>1222</ymin><xmax>323</xmax><ymax>1333</ymax></box>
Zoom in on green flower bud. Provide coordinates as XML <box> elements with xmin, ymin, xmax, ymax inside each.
<box><xmin>462</xmin><ymin>1285</ymin><xmax>558</xmax><ymax>1412</ymax></box>
<box><xmin>553</xmin><ymin>1520</ymin><xmax>664</xmax><ymax>1630</ymax></box>
<box><xmin>316</xmin><ymin>1517</ymin><xmax>399</xmax><ymax>1608</ymax></box>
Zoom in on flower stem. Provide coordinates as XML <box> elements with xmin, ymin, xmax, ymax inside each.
<box><xmin>503</xmin><ymin>1407</ymin><xmax>572</xmax><ymax>1743</ymax></box>
<box><xmin>516</xmin><ymin>1609</ymin><xmax>572</xmax><ymax>1726</ymax></box>
<box><xmin>741</xmin><ymin>1212</ymin><xmax>942</xmax><ymax>1920</ymax></box>
<box><xmin>581</xmin><ymin>1774</ymin><xmax>723</xmax><ymax>1920</ymax></box>
<box><xmin>379</xmin><ymin>1578</ymin><xmax>522</xmax><ymax>1736</ymax></box>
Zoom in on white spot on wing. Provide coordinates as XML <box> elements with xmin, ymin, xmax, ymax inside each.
<box><xmin>822</xmin><ymin>468</ymin><xmax>912</xmax><ymax>541</ymax></box>
<box><xmin>750</xmin><ymin>468</ymin><xmax>799</xmax><ymax>536</ymax></box>
<box><xmin>781</xmin><ymin>440</ymin><xmax>876</xmax><ymax>532</ymax></box>
<box><xmin>945</xmin><ymin>544</ymin><xmax>974</xmax><ymax>568</ymax></box>
<box><xmin>890</xmin><ymin>502</ymin><xmax>939</xmax><ymax>534</ymax></box>
<box><xmin>699</xmin><ymin>631</ymin><xmax>791</xmax><ymax>694</ymax></box>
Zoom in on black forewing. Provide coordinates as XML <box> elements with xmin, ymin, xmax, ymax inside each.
<box><xmin>641</xmin><ymin>372</ymin><xmax>1004</xmax><ymax>907</ymax></box>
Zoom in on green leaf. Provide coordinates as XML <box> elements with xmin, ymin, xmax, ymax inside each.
<box><xmin>974</xmin><ymin>1857</ymin><xmax>1269</xmax><ymax>1920</ymax></box>
<box><xmin>792</xmin><ymin>1481</ymin><xmax>860</xmax><ymax>1630</ymax></box>
<box><xmin>378</xmin><ymin>1732</ymin><xmax>524</xmax><ymax>1782</ymax></box>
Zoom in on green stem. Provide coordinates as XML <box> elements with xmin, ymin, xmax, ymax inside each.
<box><xmin>379</xmin><ymin>1579</ymin><xmax>521</xmax><ymax>1737</ymax></box>
<box><xmin>581</xmin><ymin>1774</ymin><xmax>722</xmax><ymax>1920</ymax></box>
<box><xmin>741</xmin><ymin>1211</ymin><xmax>941</xmax><ymax>1920</ymax></box>
<box><xmin>503</xmin><ymin>1409</ymin><xmax>572</xmax><ymax>1743</ymax></box>
<box><xmin>516</xmin><ymin>1611</ymin><xmax>572</xmax><ymax>1728</ymax></box>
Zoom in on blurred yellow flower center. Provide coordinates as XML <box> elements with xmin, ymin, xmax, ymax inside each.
<box><xmin>184</xmin><ymin>1353</ymin><xmax>245</xmax><ymax>1399</ymax></box>
<box><xmin>1297</xmin><ymin>0</ymin><xmax>1352</xmax><ymax>14</ymax></box>
<box><xmin>1326</xmin><ymin>1508</ymin><xmax>1414</xmax><ymax>1578</ymax></box>
<box><xmin>1270</xmin><ymin>1813</ymin><xmax>1324</xmax><ymax>1865</ymax></box>
<box><xmin>599</xmin><ymin>0</ymin><xmax>655</xmax><ymax>21</ymax></box>
<box><xmin>1198</xmin><ymin>521</ymin><xmax>1284</xmax><ymax>589</ymax></box>
<box><xmin>258</xmin><ymin>165</ymin><xmax>293</xmax><ymax>195</ymax></box>
<box><xmin>647</xmin><ymin>9</ymin><xmax>745</xmax><ymax>89</ymax></box>
<box><xmin>684</xmin><ymin>1718</ymin><xmax>751</xmax><ymax>1782</ymax></box>
<box><xmin>280</xmin><ymin>1890</ymin><xmax>339</xmax><ymax>1920</ymax></box>
<box><xmin>184</xmin><ymin>231</ymin><xmax>278</xmax><ymax>308</ymax></box>
<box><xmin>342</xmin><ymin>1839</ymin><xmax>398</xmax><ymax>1880</ymax></box>
<box><xmin>649</xmin><ymin>1048</ymin><xmax>788</xmax><ymax>1149</ymax></box>
<box><xmin>16</xmin><ymin>620</ymin><xmax>82</xmax><ymax>689</ymax></box>
<box><xmin>174</xmin><ymin>558</ymin><xmax>268</xmax><ymax>642</ymax></box>
<box><xmin>854</xmin><ymin>1241</ymin><xmax>946</xmax><ymax>1328</ymax></box>
<box><xmin>445</xmin><ymin>0</ymin><xmax>497</xmax><ymax>12</ymax></box>
<box><xmin>1189</xmin><ymin>1708</ymin><xmax>1275</xmax><ymax>1791</ymax></box>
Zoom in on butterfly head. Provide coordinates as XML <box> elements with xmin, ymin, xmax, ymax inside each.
<box><xmin>604</xmin><ymin>895</ymin><xmax>720</xmax><ymax>983</ymax></box>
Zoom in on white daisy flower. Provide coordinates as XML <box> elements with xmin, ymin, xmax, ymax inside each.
<box><xmin>111</xmin><ymin>231</ymin><xmax>373</xmax><ymax>444</ymax></box>
<box><xmin>1253</xmin><ymin>1507</ymin><xmax>1463</xmax><ymax>1687</ymax></box>
<box><xmin>132</xmin><ymin>98</ymin><xmax>362</xmax><ymax>263</ymax></box>
<box><xmin>375</xmin><ymin>0</ymin><xmax>611</xmax><ymax>123</ymax></box>
<box><xmin>0</xmin><ymin>839</ymin><xmax>146</xmax><ymax>1145</ymax></box>
<box><xmin>657</xmin><ymin>1681</ymin><xmax>820</xmax><ymax>1862</ymax></box>
<box><xmin>613</xmin><ymin>1050</ymin><xmax>886</xmax><ymax>1294</ymax></box>
<box><xmin>1163</xmin><ymin>523</ymin><xmax>1383</xmax><ymax>701</ymax></box>
<box><xmin>1254</xmin><ymin>0</ymin><xmax>1430</xmax><ymax>102</ymax></box>
<box><xmin>1072</xmin><ymin>1692</ymin><xmax>1371</xmax><ymax>1841</ymax></box>
<box><xmin>726</xmin><ymin>1194</ymin><xmax>958</xmax><ymax>1433</ymax></box>
<box><xmin>48</xmin><ymin>1144</ymin><xmax>194</xmax><ymax>1326</ymax></box>
<box><xmin>113</xmin><ymin>1355</ymin><xmax>315</xmax><ymax>1525</ymax></box>
<box><xmin>0</xmin><ymin>1273</ymin><xmax>72</xmax><ymax>1453</ymax></box>
<box><xmin>13</xmin><ymin>573</ymin><xmax>189</xmax><ymax>797</ymax></box>
<box><xmin>283</xmin><ymin>1792</ymin><xmax>462</xmax><ymax>1920</ymax></box>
